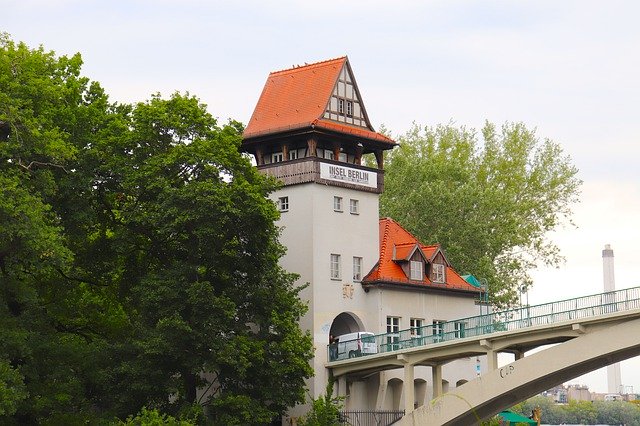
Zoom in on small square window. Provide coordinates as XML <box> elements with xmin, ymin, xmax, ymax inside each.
<box><xmin>333</xmin><ymin>196</ymin><xmax>343</xmax><ymax>212</ymax></box>
<box><xmin>432</xmin><ymin>263</ymin><xmax>445</xmax><ymax>283</ymax></box>
<box><xmin>278</xmin><ymin>196</ymin><xmax>289</xmax><ymax>212</ymax></box>
<box><xmin>338</xmin><ymin>152</ymin><xmax>347</xmax><ymax>162</ymax></box>
<box><xmin>349</xmin><ymin>199</ymin><xmax>359</xmax><ymax>215</ymax></box>
<box><xmin>288</xmin><ymin>149</ymin><xmax>298</xmax><ymax>160</ymax></box>
<box><xmin>353</xmin><ymin>256</ymin><xmax>362</xmax><ymax>282</ymax></box>
<box><xmin>324</xmin><ymin>149</ymin><xmax>334</xmax><ymax>160</ymax></box>
<box><xmin>410</xmin><ymin>260</ymin><xmax>423</xmax><ymax>280</ymax></box>
<box><xmin>410</xmin><ymin>318</ymin><xmax>423</xmax><ymax>338</ymax></box>
<box><xmin>330</xmin><ymin>254</ymin><xmax>341</xmax><ymax>280</ymax></box>
<box><xmin>271</xmin><ymin>152</ymin><xmax>283</xmax><ymax>163</ymax></box>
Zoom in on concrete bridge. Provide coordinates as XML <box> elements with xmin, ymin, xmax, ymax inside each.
<box><xmin>326</xmin><ymin>287</ymin><xmax>640</xmax><ymax>424</ymax></box>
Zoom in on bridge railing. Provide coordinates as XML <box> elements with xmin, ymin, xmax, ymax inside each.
<box><xmin>327</xmin><ymin>286</ymin><xmax>640</xmax><ymax>362</ymax></box>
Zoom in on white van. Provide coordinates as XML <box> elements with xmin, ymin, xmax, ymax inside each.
<box><xmin>335</xmin><ymin>332</ymin><xmax>377</xmax><ymax>359</ymax></box>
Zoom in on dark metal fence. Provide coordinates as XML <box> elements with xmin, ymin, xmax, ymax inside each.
<box><xmin>339</xmin><ymin>410</ymin><xmax>405</xmax><ymax>426</ymax></box>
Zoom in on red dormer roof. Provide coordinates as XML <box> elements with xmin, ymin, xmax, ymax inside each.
<box><xmin>363</xmin><ymin>218</ymin><xmax>480</xmax><ymax>294</ymax></box>
<box><xmin>243</xmin><ymin>56</ymin><xmax>395</xmax><ymax>145</ymax></box>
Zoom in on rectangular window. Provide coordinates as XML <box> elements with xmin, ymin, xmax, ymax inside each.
<box><xmin>455</xmin><ymin>321</ymin><xmax>466</xmax><ymax>338</ymax></box>
<box><xmin>288</xmin><ymin>149</ymin><xmax>298</xmax><ymax>160</ymax></box>
<box><xmin>432</xmin><ymin>320</ymin><xmax>445</xmax><ymax>341</ymax></box>
<box><xmin>338</xmin><ymin>152</ymin><xmax>347</xmax><ymax>162</ymax></box>
<box><xmin>432</xmin><ymin>263</ymin><xmax>445</xmax><ymax>283</ymax></box>
<box><xmin>410</xmin><ymin>260</ymin><xmax>423</xmax><ymax>280</ymax></box>
<box><xmin>410</xmin><ymin>318</ymin><xmax>423</xmax><ymax>338</ymax></box>
<box><xmin>278</xmin><ymin>196</ymin><xmax>289</xmax><ymax>212</ymax></box>
<box><xmin>271</xmin><ymin>152</ymin><xmax>283</xmax><ymax>163</ymax></box>
<box><xmin>324</xmin><ymin>149</ymin><xmax>334</xmax><ymax>160</ymax></box>
<box><xmin>349</xmin><ymin>199</ymin><xmax>359</xmax><ymax>215</ymax></box>
<box><xmin>353</xmin><ymin>256</ymin><xmax>362</xmax><ymax>282</ymax></box>
<box><xmin>386</xmin><ymin>316</ymin><xmax>400</xmax><ymax>350</ymax></box>
<box><xmin>333</xmin><ymin>196</ymin><xmax>343</xmax><ymax>212</ymax></box>
<box><xmin>347</xmin><ymin>101</ymin><xmax>353</xmax><ymax>117</ymax></box>
<box><xmin>330</xmin><ymin>254</ymin><xmax>341</xmax><ymax>280</ymax></box>
<box><xmin>338</xmin><ymin>98</ymin><xmax>344</xmax><ymax>114</ymax></box>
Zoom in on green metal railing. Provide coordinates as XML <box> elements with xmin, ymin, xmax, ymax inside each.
<box><xmin>327</xmin><ymin>286</ymin><xmax>640</xmax><ymax>363</ymax></box>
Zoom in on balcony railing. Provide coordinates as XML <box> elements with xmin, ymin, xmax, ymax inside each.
<box><xmin>327</xmin><ymin>286</ymin><xmax>640</xmax><ymax>362</ymax></box>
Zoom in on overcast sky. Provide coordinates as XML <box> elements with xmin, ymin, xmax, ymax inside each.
<box><xmin>5</xmin><ymin>0</ymin><xmax>640</xmax><ymax>394</ymax></box>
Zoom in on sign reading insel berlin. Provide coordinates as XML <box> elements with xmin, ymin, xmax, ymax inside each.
<box><xmin>320</xmin><ymin>163</ymin><xmax>377</xmax><ymax>189</ymax></box>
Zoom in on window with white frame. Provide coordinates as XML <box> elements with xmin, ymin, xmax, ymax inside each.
<box><xmin>278</xmin><ymin>196</ymin><xmax>289</xmax><ymax>212</ymax></box>
<box><xmin>410</xmin><ymin>318</ymin><xmax>423</xmax><ymax>338</ymax></box>
<box><xmin>324</xmin><ymin>149</ymin><xmax>334</xmax><ymax>160</ymax></box>
<box><xmin>432</xmin><ymin>263</ymin><xmax>445</xmax><ymax>283</ymax></box>
<box><xmin>346</xmin><ymin>100</ymin><xmax>353</xmax><ymax>117</ymax></box>
<box><xmin>410</xmin><ymin>260</ymin><xmax>423</xmax><ymax>280</ymax></box>
<box><xmin>386</xmin><ymin>316</ymin><xmax>400</xmax><ymax>350</ymax></box>
<box><xmin>352</xmin><ymin>256</ymin><xmax>362</xmax><ymax>281</ymax></box>
<box><xmin>288</xmin><ymin>149</ymin><xmax>298</xmax><ymax>160</ymax></box>
<box><xmin>432</xmin><ymin>320</ymin><xmax>445</xmax><ymax>340</ymax></box>
<box><xmin>338</xmin><ymin>99</ymin><xmax>344</xmax><ymax>115</ymax></box>
<box><xmin>271</xmin><ymin>152</ymin><xmax>283</xmax><ymax>163</ymax></box>
<box><xmin>349</xmin><ymin>199</ymin><xmax>359</xmax><ymax>215</ymax></box>
<box><xmin>333</xmin><ymin>196</ymin><xmax>343</xmax><ymax>212</ymax></box>
<box><xmin>338</xmin><ymin>152</ymin><xmax>347</xmax><ymax>162</ymax></box>
<box><xmin>454</xmin><ymin>321</ymin><xmax>466</xmax><ymax>338</ymax></box>
<box><xmin>330</xmin><ymin>254</ymin><xmax>341</xmax><ymax>280</ymax></box>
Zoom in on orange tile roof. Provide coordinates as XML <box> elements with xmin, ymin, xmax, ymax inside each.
<box><xmin>243</xmin><ymin>57</ymin><xmax>394</xmax><ymax>144</ymax></box>
<box><xmin>363</xmin><ymin>218</ymin><xmax>480</xmax><ymax>293</ymax></box>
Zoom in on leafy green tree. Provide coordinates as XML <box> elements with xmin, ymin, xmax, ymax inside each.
<box><xmin>380</xmin><ymin>122</ymin><xmax>581</xmax><ymax>305</ymax></box>
<box><xmin>1</xmin><ymin>34</ymin><xmax>314</xmax><ymax>424</ymax></box>
<box><xmin>117</xmin><ymin>407</ymin><xmax>196</xmax><ymax>426</ymax></box>
<box><xmin>0</xmin><ymin>33</ymin><xmax>124</xmax><ymax>424</ymax></box>
<box><xmin>91</xmin><ymin>93</ymin><xmax>314</xmax><ymax>422</ymax></box>
<box><xmin>298</xmin><ymin>379</ymin><xmax>344</xmax><ymax>426</ymax></box>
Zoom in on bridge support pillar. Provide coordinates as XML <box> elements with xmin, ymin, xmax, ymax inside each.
<box><xmin>487</xmin><ymin>349</ymin><xmax>498</xmax><ymax>371</ymax></box>
<box><xmin>403</xmin><ymin>363</ymin><xmax>415</xmax><ymax>414</ymax></box>
<box><xmin>432</xmin><ymin>364</ymin><xmax>443</xmax><ymax>398</ymax></box>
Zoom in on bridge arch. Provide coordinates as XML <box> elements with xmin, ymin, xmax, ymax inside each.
<box><xmin>329</xmin><ymin>312</ymin><xmax>365</xmax><ymax>336</ymax></box>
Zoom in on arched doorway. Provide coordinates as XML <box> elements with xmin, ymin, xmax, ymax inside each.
<box><xmin>329</xmin><ymin>312</ymin><xmax>365</xmax><ymax>336</ymax></box>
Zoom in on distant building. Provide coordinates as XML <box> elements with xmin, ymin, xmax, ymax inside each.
<box><xmin>567</xmin><ymin>384</ymin><xmax>591</xmax><ymax>401</ymax></box>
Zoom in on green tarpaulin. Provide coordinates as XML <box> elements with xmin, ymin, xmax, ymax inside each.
<box><xmin>498</xmin><ymin>410</ymin><xmax>537</xmax><ymax>425</ymax></box>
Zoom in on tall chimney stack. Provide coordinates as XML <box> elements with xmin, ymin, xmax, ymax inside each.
<box><xmin>603</xmin><ymin>244</ymin><xmax>622</xmax><ymax>394</ymax></box>
<box><xmin>602</xmin><ymin>244</ymin><xmax>615</xmax><ymax>292</ymax></box>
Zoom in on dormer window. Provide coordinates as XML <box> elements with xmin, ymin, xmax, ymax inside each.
<box><xmin>410</xmin><ymin>260</ymin><xmax>423</xmax><ymax>280</ymax></box>
<box><xmin>432</xmin><ymin>263</ymin><xmax>445</xmax><ymax>283</ymax></box>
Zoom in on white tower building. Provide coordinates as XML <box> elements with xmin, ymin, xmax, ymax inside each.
<box><xmin>242</xmin><ymin>57</ymin><xmax>483</xmax><ymax>421</ymax></box>
<box><xmin>603</xmin><ymin>244</ymin><xmax>622</xmax><ymax>394</ymax></box>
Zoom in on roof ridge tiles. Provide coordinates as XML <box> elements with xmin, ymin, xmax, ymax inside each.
<box><xmin>269</xmin><ymin>56</ymin><xmax>347</xmax><ymax>76</ymax></box>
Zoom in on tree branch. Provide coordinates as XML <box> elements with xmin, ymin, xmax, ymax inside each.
<box><xmin>18</xmin><ymin>159</ymin><xmax>70</xmax><ymax>173</ymax></box>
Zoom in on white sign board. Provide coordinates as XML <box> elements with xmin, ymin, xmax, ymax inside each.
<box><xmin>320</xmin><ymin>163</ymin><xmax>377</xmax><ymax>189</ymax></box>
